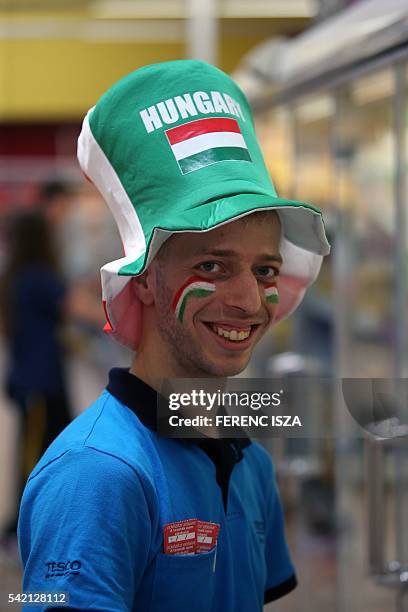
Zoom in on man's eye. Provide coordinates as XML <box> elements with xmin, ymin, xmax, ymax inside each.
<box><xmin>198</xmin><ymin>262</ymin><xmax>221</xmax><ymax>273</ymax></box>
<box><xmin>256</xmin><ymin>266</ymin><xmax>278</xmax><ymax>278</ymax></box>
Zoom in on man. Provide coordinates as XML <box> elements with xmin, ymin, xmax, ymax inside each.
<box><xmin>18</xmin><ymin>60</ymin><xmax>330</xmax><ymax>611</ymax></box>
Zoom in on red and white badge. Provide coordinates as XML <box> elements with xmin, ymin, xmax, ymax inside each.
<box><xmin>164</xmin><ymin>518</ymin><xmax>197</xmax><ymax>555</ymax></box>
<box><xmin>196</xmin><ymin>520</ymin><xmax>220</xmax><ymax>553</ymax></box>
<box><xmin>164</xmin><ymin>519</ymin><xmax>220</xmax><ymax>555</ymax></box>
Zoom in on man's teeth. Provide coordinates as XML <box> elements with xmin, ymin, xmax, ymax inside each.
<box><xmin>212</xmin><ymin>325</ymin><xmax>251</xmax><ymax>341</ymax></box>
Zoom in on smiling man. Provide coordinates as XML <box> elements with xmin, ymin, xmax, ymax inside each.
<box><xmin>18</xmin><ymin>60</ymin><xmax>330</xmax><ymax>611</ymax></box>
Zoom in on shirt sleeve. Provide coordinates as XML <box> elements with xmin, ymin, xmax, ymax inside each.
<box><xmin>263</xmin><ymin>462</ymin><xmax>297</xmax><ymax>604</ymax></box>
<box><xmin>18</xmin><ymin>446</ymin><xmax>153</xmax><ymax>611</ymax></box>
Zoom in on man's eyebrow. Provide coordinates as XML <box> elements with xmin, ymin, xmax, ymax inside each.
<box><xmin>192</xmin><ymin>248</ymin><xmax>283</xmax><ymax>264</ymax></box>
<box><xmin>262</xmin><ymin>254</ymin><xmax>283</xmax><ymax>264</ymax></box>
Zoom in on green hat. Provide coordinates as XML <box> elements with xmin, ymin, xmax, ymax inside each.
<box><xmin>77</xmin><ymin>59</ymin><xmax>330</xmax><ymax>349</ymax></box>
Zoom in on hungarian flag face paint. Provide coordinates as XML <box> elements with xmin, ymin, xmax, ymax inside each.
<box><xmin>265</xmin><ymin>283</ymin><xmax>279</xmax><ymax>304</ymax></box>
<box><xmin>165</xmin><ymin>117</ymin><xmax>252</xmax><ymax>175</ymax></box>
<box><xmin>172</xmin><ymin>276</ymin><xmax>216</xmax><ymax>322</ymax></box>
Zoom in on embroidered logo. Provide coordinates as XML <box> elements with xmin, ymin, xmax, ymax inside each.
<box><xmin>45</xmin><ymin>560</ymin><xmax>81</xmax><ymax>578</ymax></box>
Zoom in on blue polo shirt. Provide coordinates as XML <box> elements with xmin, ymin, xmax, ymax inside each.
<box><xmin>18</xmin><ymin>368</ymin><xmax>297</xmax><ymax>611</ymax></box>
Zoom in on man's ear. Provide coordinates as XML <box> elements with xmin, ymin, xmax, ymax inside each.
<box><xmin>132</xmin><ymin>272</ymin><xmax>155</xmax><ymax>306</ymax></box>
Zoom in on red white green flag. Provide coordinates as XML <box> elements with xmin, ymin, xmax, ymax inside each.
<box><xmin>265</xmin><ymin>283</ymin><xmax>279</xmax><ymax>304</ymax></box>
<box><xmin>172</xmin><ymin>276</ymin><xmax>216</xmax><ymax>322</ymax></box>
<box><xmin>165</xmin><ymin>117</ymin><xmax>251</xmax><ymax>175</ymax></box>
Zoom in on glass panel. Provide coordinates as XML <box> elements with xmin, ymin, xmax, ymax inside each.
<box><xmin>293</xmin><ymin>93</ymin><xmax>335</xmax><ymax>209</ymax></box>
<box><xmin>333</xmin><ymin>68</ymin><xmax>398</xmax><ymax>612</ymax></box>
<box><xmin>256</xmin><ymin>106</ymin><xmax>294</xmax><ymax>199</ymax></box>
<box><xmin>335</xmin><ymin>69</ymin><xmax>396</xmax><ymax>378</ymax></box>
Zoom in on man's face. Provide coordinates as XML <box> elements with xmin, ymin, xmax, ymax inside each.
<box><xmin>148</xmin><ymin>211</ymin><xmax>282</xmax><ymax>377</ymax></box>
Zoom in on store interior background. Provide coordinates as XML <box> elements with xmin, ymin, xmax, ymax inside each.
<box><xmin>0</xmin><ymin>1</ymin><xmax>407</xmax><ymax>610</ymax></box>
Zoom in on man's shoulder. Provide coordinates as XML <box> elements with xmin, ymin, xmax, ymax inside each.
<box><xmin>29</xmin><ymin>389</ymin><xmax>156</xmax><ymax>481</ymax></box>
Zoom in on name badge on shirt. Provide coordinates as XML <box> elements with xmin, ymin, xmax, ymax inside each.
<box><xmin>164</xmin><ymin>519</ymin><xmax>220</xmax><ymax>555</ymax></box>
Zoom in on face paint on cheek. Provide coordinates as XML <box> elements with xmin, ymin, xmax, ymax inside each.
<box><xmin>171</xmin><ymin>276</ymin><xmax>216</xmax><ymax>323</ymax></box>
<box><xmin>265</xmin><ymin>283</ymin><xmax>279</xmax><ymax>305</ymax></box>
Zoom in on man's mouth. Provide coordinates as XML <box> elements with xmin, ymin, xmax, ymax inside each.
<box><xmin>211</xmin><ymin>324</ymin><xmax>251</xmax><ymax>342</ymax></box>
<box><xmin>201</xmin><ymin>322</ymin><xmax>260</xmax><ymax>345</ymax></box>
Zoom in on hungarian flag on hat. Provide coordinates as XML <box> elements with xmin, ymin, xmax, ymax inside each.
<box><xmin>77</xmin><ymin>59</ymin><xmax>330</xmax><ymax>349</ymax></box>
<box><xmin>166</xmin><ymin>117</ymin><xmax>251</xmax><ymax>174</ymax></box>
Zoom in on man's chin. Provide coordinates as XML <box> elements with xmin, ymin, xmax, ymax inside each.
<box><xmin>195</xmin><ymin>320</ymin><xmax>265</xmax><ymax>376</ymax></box>
<box><xmin>200</xmin><ymin>354</ymin><xmax>251</xmax><ymax>378</ymax></box>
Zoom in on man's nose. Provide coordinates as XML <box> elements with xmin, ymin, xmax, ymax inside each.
<box><xmin>222</xmin><ymin>273</ymin><xmax>262</xmax><ymax>315</ymax></box>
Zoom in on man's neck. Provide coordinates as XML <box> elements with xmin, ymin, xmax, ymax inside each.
<box><xmin>129</xmin><ymin>352</ymin><xmax>227</xmax><ymax>440</ymax></box>
<box><xmin>129</xmin><ymin>355</ymin><xmax>163</xmax><ymax>393</ymax></box>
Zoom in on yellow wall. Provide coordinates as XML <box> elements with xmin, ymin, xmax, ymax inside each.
<box><xmin>0</xmin><ymin>39</ymin><xmax>185</xmax><ymax>120</ymax></box>
<box><xmin>0</xmin><ymin>33</ymin><xmax>272</xmax><ymax>121</ymax></box>
<box><xmin>0</xmin><ymin>7</ymin><xmax>310</xmax><ymax>121</ymax></box>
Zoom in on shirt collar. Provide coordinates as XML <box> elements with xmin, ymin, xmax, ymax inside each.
<box><xmin>106</xmin><ymin>367</ymin><xmax>251</xmax><ymax>454</ymax></box>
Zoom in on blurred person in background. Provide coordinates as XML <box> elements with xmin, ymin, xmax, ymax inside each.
<box><xmin>0</xmin><ymin>199</ymin><xmax>105</xmax><ymax>555</ymax></box>
<box><xmin>0</xmin><ymin>210</ymin><xmax>71</xmax><ymax>552</ymax></box>
<box><xmin>56</xmin><ymin>179</ymin><xmax>132</xmax><ymax>372</ymax></box>
<box><xmin>39</xmin><ymin>179</ymin><xmax>76</xmax><ymax>230</ymax></box>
